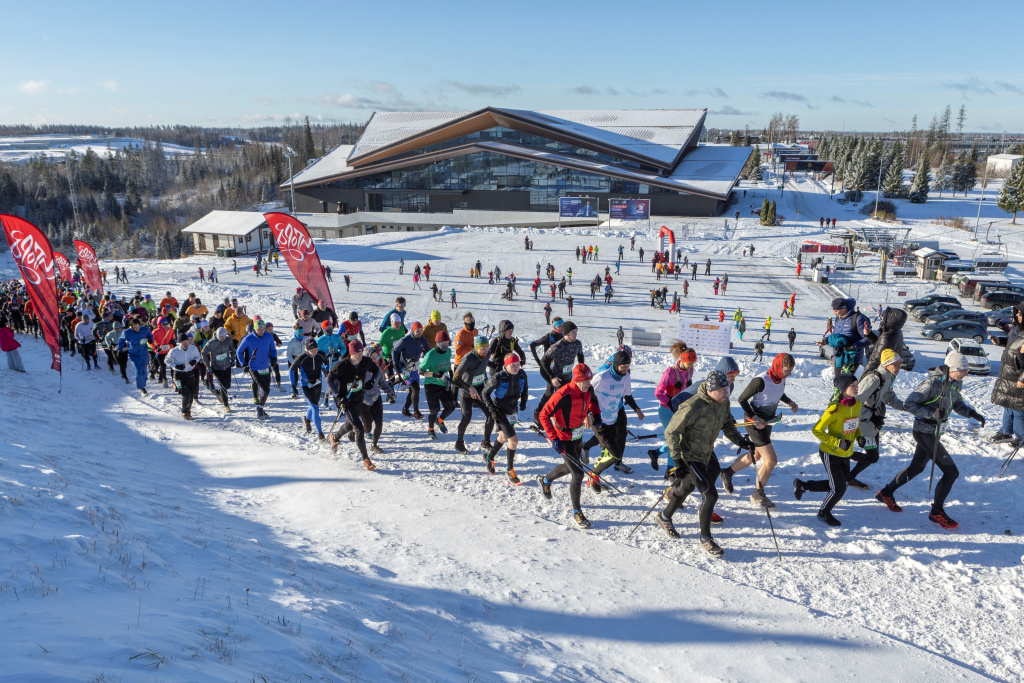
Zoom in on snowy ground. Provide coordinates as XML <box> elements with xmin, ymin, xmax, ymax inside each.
<box><xmin>2</xmin><ymin>176</ymin><xmax>1024</xmax><ymax>681</ymax></box>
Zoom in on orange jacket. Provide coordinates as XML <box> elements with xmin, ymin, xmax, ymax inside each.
<box><xmin>152</xmin><ymin>327</ymin><xmax>175</xmax><ymax>355</ymax></box>
<box><xmin>160</xmin><ymin>297</ymin><xmax>178</xmax><ymax>311</ymax></box>
<box><xmin>224</xmin><ymin>312</ymin><xmax>252</xmax><ymax>342</ymax></box>
<box><xmin>453</xmin><ymin>326</ymin><xmax>476</xmax><ymax>366</ymax></box>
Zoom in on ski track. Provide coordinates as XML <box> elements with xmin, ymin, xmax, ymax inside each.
<box><xmin>2</xmin><ymin>192</ymin><xmax>1023</xmax><ymax>681</ymax></box>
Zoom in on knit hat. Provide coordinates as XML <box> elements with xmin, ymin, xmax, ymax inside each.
<box><xmin>348</xmin><ymin>339</ymin><xmax>364</xmax><ymax>354</ymax></box>
<box><xmin>321</xmin><ymin>320</ymin><xmax>333</xmax><ymax>330</ymax></box>
<box><xmin>178</xmin><ymin>333</ymin><xmax>190</xmax><ymax>343</ymax></box>
<box><xmin>679</xmin><ymin>348</ymin><xmax>697</xmax><ymax>364</ymax></box>
<box><xmin>411</xmin><ymin>321</ymin><xmax>423</xmax><ymax>332</ymax></box>
<box><xmin>306</xmin><ymin>339</ymin><xmax>319</xmax><ymax>349</ymax></box>
<box><xmin>504</xmin><ymin>353</ymin><xmax>521</xmax><ymax>367</ymax></box>
<box><xmin>833</xmin><ymin>372</ymin><xmax>858</xmax><ymax>395</ymax></box>
<box><xmin>705</xmin><ymin>370</ymin><xmax>729</xmax><ymax>392</ymax></box>
<box><xmin>430</xmin><ymin>310</ymin><xmax>441</xmax><ymax>322</ymax></box>
<box><xmin>435</xmin><ymin>330</ymin><xmax>450</xmax><ymax>344</ymax></box>
<box><xmin>831</xmin><ymin>297</ymin><xmax>847</xmax><ymax>310</ymax></box>
<box><xmin>612</xmin><ymin>350</ymin><xmax>631</xmax><ymax>369</ymax></box>
<box><xmin>572</xmin><ymin>363</ymin><xmax>593</xmax><ymax>382</ymax></box>
<box><xmin>880</xmin><ymin>348</ymin><xmax>900</xmax><ymax>367</ymax></box>
<box><xmin>561</xmin><ymin>321</ymin><xmax>578</xmax><ymax>335</ymax></box>
<box><xmin>474</xmin><ymin>335</ymin><xmax>489</xmax><ymax>348</ymax></box>
<box><xmin>253</xmin><ymin>319</ymin><xmax>266</xmax><ymax>330</ymax></box>
<box><xmin>945</xmin><ymin>350</ymin><xmax>969</xmax><ymax>371</ymax></box>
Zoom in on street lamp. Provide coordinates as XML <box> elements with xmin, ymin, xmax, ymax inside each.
<box><xmin>283</xmin><ymin>146</ymin><xmax>297</xmax><ymax>214</ymax></box>
<box><xmin>872</xmin><ymin>152</ymin><xmax>882</xmax><ymax>218</ymax></box>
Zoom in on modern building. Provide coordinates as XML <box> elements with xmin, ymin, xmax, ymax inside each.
<box><xmin>282</xmin><ymin>108</ymin><xmax>751</xmax><ymax>218</ymax></box>
<box><xmin>182</xmin><ymin>210</ymin><xmax>274</xmax><ymax>255</ymax></box>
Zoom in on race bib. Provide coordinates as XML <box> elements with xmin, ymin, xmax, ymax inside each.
<box><xmin>571</xmin><ymin>426</ymin><xmax>584</xmax><ymax>440</ymax></box>
<box><xmin>160</xmin><ymin>345</ymin><xmax>170</xmax><ymax>351</ymax></box>
<box><xmin>258</xmin><ymin>368</ymin><xmax>270</xmax><ymax>375</ymax></box>
<box><xmin>842</xmin><ymin>417</ymin><xmax>859</xmax><ymax>434</ymax></box>
<box><xmin>506</xmin><ymin>413</ymin><xmax>519</xmax><ymax>424</ymax></box>
<box><xmin>861</xmin><ymin>437</ymin><xmax>877</xmax><ymax>449</ymax></box>
<box><xmin>472</xmin><ymin>373</ymin><xmax>486</xmax><ymax>385</ymax></box>
<box><xmin>215</xmin><ymin>353</ymin><xmax>228</xmax><ymax>361</ymax></box>
<box><xmin>173</xmin><ymin>380</ymin><xmax>181</xmax><ymax>390</ymax></box>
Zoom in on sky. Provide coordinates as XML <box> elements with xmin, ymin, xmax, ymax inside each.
<box><xmin>3</xmin><ymin>0</ymin><xmax>1023</xmax><ymax>133</ymax></box>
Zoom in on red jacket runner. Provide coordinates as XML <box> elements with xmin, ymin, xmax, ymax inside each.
<box><xmin>539</xmin><ymin>382</ymin><xmax>600</xmax><ymax>442</ymax></box>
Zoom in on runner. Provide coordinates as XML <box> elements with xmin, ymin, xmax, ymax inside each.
<box><xmin>481</xmin><ymin>352</ymin><xmax>529</xmax><ymax>482</ymax></box>
<box><xmin>167</xmin><ymin>334</ymin><xmax>201</xmax><ymax>420</ymax></box>
<box><xmin>652</xmin><ymin>342</ymin><xmax>696</xmax><ymax>468</ymax></box>
<box><xmin>290</xmin><ymin>338</ymin><xmax>330</xmax><ymax>440</ymax></box>
<box><xmin>419</xmin><ymin>331</ymin><xmax>459</xmax><ymax>440</ymax></box>
<box><xmin>235</xmin><ymin>319</ymin><xmax>278</xmax><ymax>419</ymax></box>
<box><xmin>325</xmin><ymin>340</ymin><xmax>377</xmax><ymax>470</ymax></box>
<box><xmin>392</xmin><ymin>321</ymin><xmax>430</xmax><ymax>419</ymax></box>
<box><xmin>847</xmin><ymin>349</ymin><xmax>906</xmax><ymax>488</ymax></box>
<box><xmin>588</xmin><ymin>351</ymin><xmax>645</xmax><ymax>480</ymax></box>
<box><xmin>361</xmin><ymin>342</ymin><xmax>396</xmax><ymax>454</ymax></box>
<box><xmin>452</xmin><ymin>335</ymin><xmax>496</xmax><ymax>454</ymax></box>
<box><xmin>202</xmin><ymin>327</ymin><xmax>236</xmax><ymax>412</ymax></box>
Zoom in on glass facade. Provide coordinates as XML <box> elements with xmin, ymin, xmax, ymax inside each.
<box><xmin>376</xmin><ymin>126</ymin><xmax>660</xmax><ymax>172</ymax></box>
<box><xmin>336</xmin><ymin>151</ymin><xmax>680</xmax><ymax>212</ymax></box>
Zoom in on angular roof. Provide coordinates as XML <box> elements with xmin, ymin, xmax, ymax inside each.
<box><xmin>181</xmin><ymin>210</ymin><xmax>267</xmax><ymax>236</ymax></box>
<box><xmin>347</xmin><ymin>107</ymin><xmax>706</xmax><ymax>169</ymax></box>
<box><xmin>288</xmin><ymin>144</ymin><xmax>355</xmax><ymax>186</ymax></box>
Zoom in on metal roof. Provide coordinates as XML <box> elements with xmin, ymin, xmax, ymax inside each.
<box><xmin>181</xmin><ymin>210</ymin><xmax>267</xmax><ymax>236</ymax></box>
<box><xmin>347</xmin><ymin>108</ymin><xmax>705</xmax><ymax>167</ymax></box>
<box><xmin>288</xmin><ymin>145</ymin><xmax>355</xmax><ymax>186</ymax></box>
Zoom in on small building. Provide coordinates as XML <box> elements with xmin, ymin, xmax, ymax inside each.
<box><xmin>182</xmin><ymin>210</ymin><xmax>275</xmax><ymax>256</ymax></box>
<box><xmin>987</xmin><ymin>154</ymin><xmax>1022</xmax><ymax>174</ymax></box>
<box><xmin>913</xmin><ymin>247</ymin><xmax>950</xmax><ymax>281</ymax></box>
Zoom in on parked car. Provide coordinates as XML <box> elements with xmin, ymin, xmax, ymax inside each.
<box><xmin>974</xmin><ymin>283</ymin><xmax>1024</xmax><ymax>302</ymax></box>
<box><xmin>980</xmin><ymin>290</ymin><xmax>1024</xmax><ymax>310</ymax></box>
<box><xmin>912</xmin><ymin>301</ymin><xmax>962</xmax><ymax>321</ymax></box>
<box><xmin>921</xmin><ymin>319</ymin><xmax>987</xmax><ymax>343</ymax></box>
<box><xmin>986</xmin><ymin>306</ymin><xmax>1017</xmax><ymax>326</ymax></box>
<box><xmin>995</xmin><ymin>316</ymin><xmax>1014</xmax><ymax>333</ymax></box>
<box><xmin>947</xmin><ymin>339</ymin><xmax>991</xmax><ymax>375</ymax></box>
<box><xmin>903</xmin><ymin>294</ymin><xmax>959</xmax><ymax>313</ymax></box>
<box><xmin>922</xmin><ymin>309</ymin><xmax>988</xmax><ymax>325</ymax></box>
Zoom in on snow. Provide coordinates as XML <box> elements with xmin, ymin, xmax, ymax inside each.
<box><xmin>0</xmin><ymin>134</ymin><xmax>194</xmax><ymax>163</ymax></box>
<box><xmin>2</xmin><ymin>172</ymin><xmax>1024</xmax><ymax>680</ymax></box>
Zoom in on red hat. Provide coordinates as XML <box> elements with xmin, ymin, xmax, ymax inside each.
<box><xmin>504</xmin><ymin>353</ymin><xmax>521</xmax><ymax>367</ymax></box>
<box><xmin>411</xmin><ymin>321</ymin><xmax>423</xmax><ymax>332</ymax></box>
<box><xmin>321</xmin><ymin>320</ymin><xmax>332</xmax><ymax>330</ymax></box>
<box><xmin>348</xmin><ymin>340</ymin><xmax>364</xmax><ymax>354</ymax></box>
<box><xmin>572</xmin><ymin>363</ymin><xmax>593</xmax><ymax>382</ymax></box>
<box><xmin>435</xmin><ymin>330</ymin><xmax>450</xmax><ymax>344</ymax></box>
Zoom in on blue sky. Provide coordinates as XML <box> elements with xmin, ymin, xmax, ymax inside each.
<box><xmin>4</xmin><ymin>0</ymin><xmax>1023</xmax><ymax>132</ymax></box>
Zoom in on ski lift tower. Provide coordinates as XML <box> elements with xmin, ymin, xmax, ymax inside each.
<box><xmin>65</xmin><ymin>151</ymin><xmax>84</xmax><ymax>238</ymax></box>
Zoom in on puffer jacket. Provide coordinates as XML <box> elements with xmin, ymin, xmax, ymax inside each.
<box><xmin>862</xmin><ymin>308</ymin><xmax>907</xmax><ymax>374</ymax></box>
<box><xmin>487</xmin><ymin>320</ymin><xmax>527</xmax><ymax>372</ymax></box>
<box><xmin>224</xmin><ymin>312</ymin><xmax>252</xmax><ymax>342</ymax></box>
<box><xmin>829</xmin><ymin>298</ymin><xmax>872</xmax><ymax>361</ymax></box>
<box><xmin>291</xmin><ymin>291</ymin><xmax>316</xmax><ymax>318</ymax></box>
<box><xmin>905</xmin><ymin>366</ymin><xmax>977</xmax><ymax>433</ymax></box>
<box><xmin>665</xmin><ymin>382</ymin><xmax>746</xmax><ymax>468</ymax></box>
<box><xmin>991</xmin><ymin>331</ymin><xmax>1024</xmax><ymax>411</ymax></box>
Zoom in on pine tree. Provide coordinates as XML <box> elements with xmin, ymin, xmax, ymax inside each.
<box><xmin>760</xmin><ymin>198</ymin><xmax>769</xmax><ymax>225</ymax></box>
<box><xmin>302</xmin><ymin>116</ymin><xmax>316</xmax><ymax>162</ymax></box>
<box><xmin>951</xmin><ymin>150</ymin><xmax>973</xmax><ymax>195</ymax></box>
<box><xmin>882</xmin><ymin>145</ymin><xmax>906</xmax><ymax>198</ymax></box>
<box><xmin>956</xmin><ymin>105</ymin><xmax>967</xmax><ymax>140</ymax></box>
<box><xmin>767</xmin><ymin>200</ymin><xmax>777</xmax><ymax>226</ymax></box>
<box><xmin>934</xmin><ymin>154</ymin><xmax>952</xmax><ymax>197</ymax></box>
<box><xmin>909</xmin><ymin>153</ymin><xmax>931</xmax><ymax>203</ymax></box>
<box><xmin>746</xmin><ymin>147</ymin><xmax>762</xmax><ymax>180</ymax></box>
<box><xmin>729</xmin><ymin>130</ymin><xmax>741</xmax><ymax>146</ymax></box>
<box><xmin>997</xmin><ymin>159</ymin><xmax>1024</xmax><ymax>224</ymax></box>
<box><xmin>742</xmin><ymin>126</ymin><xmax>751</xmax><ymax>147</ymax></box>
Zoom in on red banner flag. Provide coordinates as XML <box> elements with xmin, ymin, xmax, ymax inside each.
<box><xmin>264</xmin><ymin>212</ymin><xmax>335</xmax><ymax>312</ymax></box>
<box><xmin>1</xmin><ymin>215</ymin><xmax>63</xmax><ymax>372</ymax></box>
<box><xmin>73</xmin><ymin>239</ymin><xmax>104</xmax><ymax>295</ymax></box>
<box><xmin>53</xmin><ymin>251</ymin><xmax>72</xmax><ymax>282</ymax></box>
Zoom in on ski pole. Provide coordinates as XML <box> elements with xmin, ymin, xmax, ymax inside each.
<box><xmin>626</xmin><ymin>490</ymin><xmax>666</xmax><ymax>540</ymax></box>
<box><xmin>999</xmin><ymin>444</ymin><xmax>1021</xmax><ymax>478</ymax></box>
<box><xmin>563</xmin><ymin>451</ymin><xmax>624</xmax><ymax>496</ymax></box>
<box><xmin>763</xmin><ymin>505</ymin><xmax>782</xmax><ymax>560</ymax></box>
<box><xmin>627</xmin><ymin>430</ymin><xmax>659</xmax><ymax>442</ymax></box>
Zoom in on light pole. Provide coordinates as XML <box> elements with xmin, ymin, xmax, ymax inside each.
<box><xmin>871</xmin><ymin>152</ymin><xmax>882</xmax><ymax>218</ymax></box>
<box><xmin>973</xmin><ymin>156</ymin><xmax>990</xmax><ymax>240</ymax></box>
<box><xmin>283</xmin><ymin>147</ymin><xmax>297</xmax><ymax>214</ymax></box>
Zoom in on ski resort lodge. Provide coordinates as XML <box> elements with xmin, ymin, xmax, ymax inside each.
<box><xmin>281</xmin><ymin>107</ymin><xmax>751</xmax><ymax>228</ymax></box>
<box><xmin>182</xmin><ymin>210</ymin><xmax>275</xmax><ymax>256</ymax></box>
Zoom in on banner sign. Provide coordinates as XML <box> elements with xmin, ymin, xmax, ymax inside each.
<box><xmin>609</xmin><ymin>199</ymin><xmax>650</xmax><ymax>221</ymax></box>
<box><xmin>559</xmin><ymin>197</ymin><xmax>599</xmax><ymax>218</ymax></box>
<box><xmin>73</xmin><ymin>240</ymin><xmax>104</xmax><ymax>295</ymax></box>
<box><xmin>784</xmin><ymin>160</ymin><xmax>834</xmax><ymax>173</ymax></box>
<box><xmin>53</xmin><ymin>251</ymin><xmax>72</xmax><ymax>281</ymax></box>
<box><xmin>264</xmin><ymin>212</ymin><xmax>335</xmax><ymax>313</ymax></box>
<box><xmin>677</xmin><ymin>318</ymin><xmax>731</xmax><ymax>356</ymax></box>
<box><xmin>1</xmin><ymin>215</ymin><xmax>63</xmax><ymax>371</ymax></box>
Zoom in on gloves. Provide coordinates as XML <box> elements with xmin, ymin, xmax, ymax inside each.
<box><xmin>870</xmin><ymin>415</ymin><xmax>885</xmax><ymax>430</ymax></box>
<box><xmin>969</xmin><ymin>410</ymin><xmax>986</xmax><ymax>427</ymax></box>
<box><xmin>838</xmin><ymin>439</ymin><xmax>852</xmax><ymax>451</ymax></box>
<box><xmin>739</xmin><ymin>437</ymin><xmax>755</xmax><ymax>453</ymax></box>
<box><xmin>520</xmin><ymin>401</ymin><xmax>528</xmax><ymax>412</ymax></box>
<box><xmin>387</xmin><ymin>393</ymin><xmax>396</xmax><ymax>404</ymax></box>
<box><xmin>174</xmin><ymin>364</ymin><xmax>186</xmax><ymax>371</ymax></box>
<box><xmin>552</xmin><ymin>440</ymin><xmax>565</xmax><ymax>455</ymax></box>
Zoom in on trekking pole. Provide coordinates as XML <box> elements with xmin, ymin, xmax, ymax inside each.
<box><xmin>564</xmin><ymin>452</ymin><xmax>625</xmax><ymax>496</ymax></box>
<box><xmin>627</xmin><ymin>430</ymin><xmax>659</xmax><ymax>442</ymax></box>
<box><xmin>763</xmin><ymin>505</ymin><xmax>782</xmax><ymax>560</ymax></box>
<box><xmin>626</xmin><ymin>490</ymin><xmax>666</xmax><ymax>540</ymax></box>
<box><xmin>998</xmin><ymin>443</ymin><xmax>1021</xmax><ymax>478</ymax></box>
<box><xmin>928</xmin><ymin>371</ymin><xmax>949</xmax><ymax>494</ymax></box>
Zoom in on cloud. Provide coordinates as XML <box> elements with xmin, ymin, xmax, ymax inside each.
<box><xmin>241</xmin><ymin>113</ymin><xmax>349</xmax><ymax>124</ymax></box>
<box><xmin>18</xmin><ymin>80</ymin><xmax>48</xmax><ymax>95</ymax></box>
<box><xmin>996</xmin><ymin>81</ymin><xmax>1023</xmax><ymax>95</ymax></box>
<box><xmin>370</xmin><ymin>80</ymin><xmax>395</xmax><ymax>93</ymax></box>
<box><xmin>439</xmin><ymin>80</ymin><xmax>520</xmax><ymax>97</ymax></box>
<box><xmin>307</xmin><ymin>92</ymin><xmax>442</xmax><ymax>112</ymax></box>
<box><xmin>685</xmin><ymin>87</ymin><xmax>728</xmax><ymax>98</ymax></box>
<box><xmin>99</xmin><ymin>79</ymin><xmax>118</xmax><ymax>92</ymax></box>
<box><xmin>830</xmin><ymin>95</ymin><xmax>873</xmax><ymax>107</ymax></box>
<box><xmin>941</xmin><ymin>77</ymin><xmax>994</xmax><ymax>96</ymax></box>
<box><xmin>760</xmin><ymin>90</ymin><xmax>808</xmax><ymax>103</ymax></box>
<box><xmin>710</xmin><ymin>105</ymin><xmax>752</xmax><ymax>116</ymax></box>
<box><xmin>571</xmin><ymin>85</ymin><xmax>600</xmax><ymax>95</ymax></box>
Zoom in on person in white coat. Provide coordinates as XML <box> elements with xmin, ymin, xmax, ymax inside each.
<box><xmin>167</xmin><ymin>334</ymin><xmax>202</xmax><ymax>419</ymax></box>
